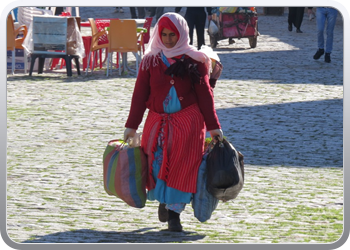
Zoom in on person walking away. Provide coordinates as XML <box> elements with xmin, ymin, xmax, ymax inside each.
<box><xmin>124</xmin><ymin>12</ymin><xmax>223</xmax><ymax>232</ymax></box>
<box><xmin>181</xmin><ymin>7</ymin><xmax>212</xmax><ymax>50</ymax></box>
<box><xmin>115</xmin><ymin>7</ymin><xmax>124</xmax><ymax>13</ymax></box>
<box><xmin>130</xmin><ymin>7</ymin><xmax>146</xmax><ymax>19</ymax></box>
<box><xmin>288</xmin><ymin>7</ymin><xmax>305</xmax><ymax>33</ymax></box>
<box><xmin>149</xmin><ymin>7</ymin><xmax>165</xmax><ymax>21</ymax></box>
<box><xmin>175</xmin><ymin>7</ymin><xmax>182</xmax><ymax>13</ymax></box>
<box><xmin>312</xmin><ymin>7</ymin><xmax>338</xmax><ymax>63</ymax></box>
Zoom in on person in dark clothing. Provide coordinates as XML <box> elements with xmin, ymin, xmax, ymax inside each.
<box><xmin>176</xmin><ymin>7</ymin><xmax>212</xmax><ymax>50</ymax></box>
<box><xmin>149</xmin><ymin>7</ymin><xmax>164</xmax><ymax>21</ymax></box>
<box><xmin>175</xmin><ymin>7</ymin><xmax>182</xmax><ymax>13</ymax></box>
<box><xmin>129</xmin><ymin>7</ymin><xmax>146</xmax><ymax>19</ymax></box>
<box><xmin>49</xmin><ymin>7</ymin><xmax>64</xmax><ymax>15</ymax></box>
<box><xmin>288</xmin><ymin>7</ymin><xmax>305</xmax><ymax>33</ymax></box>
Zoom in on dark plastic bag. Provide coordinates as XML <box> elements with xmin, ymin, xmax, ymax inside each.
<box><xmin>206</xmin><ymin>138</ymin><xmax>244</xmax><ymax>202</ymax></box>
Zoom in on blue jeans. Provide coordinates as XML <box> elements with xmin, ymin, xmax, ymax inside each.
<box><xmin>316</xmin><ymin>7</ymin><xmax>338</xmax><ymax>53</ymax></box>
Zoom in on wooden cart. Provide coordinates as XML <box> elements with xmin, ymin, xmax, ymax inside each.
<box><xmin>209</xmin><ymin>11</ymin><xmax>259</xmax><ymax>49</ymax></box>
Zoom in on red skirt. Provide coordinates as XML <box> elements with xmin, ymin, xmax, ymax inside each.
<box><xmin>141</xmin><ymin>104</ymin><xmax>206</xmax><ymax>193</ymax></box>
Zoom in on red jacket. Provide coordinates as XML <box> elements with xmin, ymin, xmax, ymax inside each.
<box><xmin>125</xmin><ymin>55</ymin><xmax>221</xmax><ymax>131</ymax></box>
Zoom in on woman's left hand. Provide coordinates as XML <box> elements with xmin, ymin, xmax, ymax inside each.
<box><xmin>124</xmin><ymin>128</ymin><xmax>137</xmax><ymax>143</ymax></box>
<box><xmin>209</xmin><ymin>129</ymin><xmax>224</xmax><ymax>142</ymax></box>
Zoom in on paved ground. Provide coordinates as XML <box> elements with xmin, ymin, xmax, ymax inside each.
<box><xmin>5</xmin><ymin>7</ymin><xmax>344</xmax><ymax>245</ymax></box>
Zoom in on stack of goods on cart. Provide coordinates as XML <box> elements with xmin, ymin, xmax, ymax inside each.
<box><xmin>218</xmin><ymin>7</ymin><xmax>256</xmax><ymax>14</ymax></box>
<box><xmin>210</xmin><ymin>7</ymin><xmax>257</xmax><ymax>23</ymax></box>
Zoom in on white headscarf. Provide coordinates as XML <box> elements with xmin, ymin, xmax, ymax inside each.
<box><xmin>142</xmin><ymin>12</ymin><xmax>211</xmax><ymax>74</ymax></box>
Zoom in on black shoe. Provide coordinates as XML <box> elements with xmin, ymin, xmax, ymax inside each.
<box><xmin>158</xmin><ymin>203</ymin><xmax>168</xmax><ymax>222</ymax></box>
<box><xmin>168</xmin><ymin>218</ymin><xmax>183</xmax><ymax>232</ymax></box>
<box><xmin>167</xmin><ymin>209</ymin><xmax>183</xmax><ymax>232</ymax></box>
<box><xmin>325</xmin><ymin>53</ymin><xmax>331</xmax><ymax>63</ymax></box>
<box><xmin>288</xmin><ymin>24</ymin><xmax>292</xmax><ymax>31</ymax></box>
<box><xmin>296</xmin><ymin>28</ymin><xmax>303</xmax><ymax>33</ymax></box>
<box><xmin>313</xmin><ymin>49</ymin><xmax>325</xmax><ymax>60</ymax></box>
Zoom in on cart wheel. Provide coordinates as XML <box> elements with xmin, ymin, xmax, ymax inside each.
<box><xmin>249</xmin><ymin>37</ymin><xmax>257</xmax><ymax>48</ymax></box>
<box><xmin>210</xmin><ymin>36</ymin><xmax>217</xmax><ymax>48</ymax></box>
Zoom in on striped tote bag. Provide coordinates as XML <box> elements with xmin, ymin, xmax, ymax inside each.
<box><xmin>103</xmin><ymin>139</ymin><xmax>148</xmax><ymax>208</ymax></box>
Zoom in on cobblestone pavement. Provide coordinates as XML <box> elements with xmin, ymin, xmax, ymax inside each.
<box><xmin>5</xmin><ymin>7</ymin><xmax>344</xmax><ymax>245</ymax></box>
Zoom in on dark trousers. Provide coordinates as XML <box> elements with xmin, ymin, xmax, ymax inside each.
<box><xmin>130</xmin><ymin>7</ymin><xmax>145</xmax><ymax>19</ymax></box>
<box><xmin>288</xmin><ymin>7</ymin><xmax>305</xmax><ymax>29</ymax></box>
<box><xmin>185</xmin><ymin>8</ymin><xmax>207</xmax><ymax>50</ymax></box>
<box><xmin>149</xmin><ymin>7</ymin><xmax>164</xmax><ymax>21</ymax></box>
<box><xmin>175</xmin><ymin>7</ymin><xmax>182</xmax><ymax>13</ymax></box>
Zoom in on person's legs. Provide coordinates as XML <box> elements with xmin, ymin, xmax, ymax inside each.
<box><xmin>325</xmin><ymin>8</ymin><xmax>338</xmax><ymax>53</ymax></box>
<box><xmin>295</xmin><ymin>7</ymin><xmax>305</xmax><ymax>32</ymax></box>
<box><xmin>158</xmin><ymin>203</ymin><xmax>168</xmax><ymax>222</ymax></box>
<box><xmin>155</xmin><ymin>7</ymin><xmax>164</xmax><ymax>21</ymax></box>
<box><xmin>149</xmin><ymin>7</ymin><xmax>156</xmax><ymax>17</ymax></box>
<box><xmin>195</xmin><ymin>11</ymin><xmax>206</xmax><ymax>49</ymax></box>
<box><xmin>129</xmin><ymin>7</ymin><xmax>137</xmax><ymax>18</ymax></box>
<box><xmin>314</xmin><ymin>7</ymin><xmax>327</xmax><ymax>60</ymax></box>
<box><xmin>316</xmin><ymin>7</ymin><xmax>327</xmax><ymax>50</ymax></box>
<box><xmin>137</xmin><ymin>7</ymin><xmax>146</xmax><ymax>19</ymax></box>
<box><xmin>175</xmin><ymin>7</ymin><xmax>182</xmax><ymax>13</ymax></box>
<box><xmin>168</xmin><ymin>209</ymin><xmax>183</xmax><ymax>231</ymax></box>
<box><xmin>288</xmin><ymin>7</ymin><xmax>296</xmax><ymax>31</ymax></box>
<box><xmin>185</xmin><ymin>14</ymin><xmax>195</xmax><ymax>45</ymax></box>
<box><xmin>167</xmin><ymin>204</ymin><xmax>186</xmax><ymax>232</ymax></box>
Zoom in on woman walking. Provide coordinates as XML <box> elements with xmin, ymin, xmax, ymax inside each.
<box><xmin>124</xmin><ymin>12</ymin><xmax>223</xmax><ymax>232</ymax></box>
<box><xmin>288</xmin><ymin>7</ymin><xmax>305</xmax><ymax>33</ymax></box>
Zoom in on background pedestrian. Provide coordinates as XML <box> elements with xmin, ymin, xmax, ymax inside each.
<box><xmin>288</xmin><ymin>7</ymin><xmax>305</xmax><ymax>33</ymax></box>
<box><xmin>129</xmin><ymin>7</ymin><xmax>145</xmax><ymax>19</ymax></box>
<box><xmin>183</xmin><ymin>7</ymin><xmax>212</xmax><ymax>50</ymax></box>
<box><xmin>312</xmin><ymin>7</ymin><xmax>338</xmax><ymax>63</ymax></box>
<box><xmin>148</xmin><ymin>7</ymin><xmax>164</xmax><ymax>21</ymax></box>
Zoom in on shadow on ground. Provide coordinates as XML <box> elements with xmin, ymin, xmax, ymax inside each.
<box><xmin>216</xmin><ymin>49</ymin><xmax>343</xmax><ymax>85</ymax></box>
<box><xmin>21</xmin><ymin>228</ymin><xmax>206</xmax><ymax>243</ymax></box>
<box><xmin>216</xmin><ymin>99</ymin><xmax>343</xmax><ymax>167</ymax></box>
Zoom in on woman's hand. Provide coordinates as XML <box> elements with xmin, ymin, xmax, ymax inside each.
<box><xmin>209</xmin><ymin>129</ymin><xmax>224</xmax><ymax>142</ymax></box>
<box><xmin>124</xmin><ymin>128</ymin><xmax>137</xmax><ymax>143</ymax></box>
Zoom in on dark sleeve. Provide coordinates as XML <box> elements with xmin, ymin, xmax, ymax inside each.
<box><xmin>125</xmin><ymin>59</ymin><xmax>151</xmax><ymax>129</ymax></box>
<box><xmin>209</xmin><ymin>79</ymin><xmax>217</xmax><ymax>89</ymax></box>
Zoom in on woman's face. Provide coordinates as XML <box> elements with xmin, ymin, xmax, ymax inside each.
<box><xmin>161</xmin><ymin>28</ymin><xmax>179</xmax><ymax>48</ymax></box>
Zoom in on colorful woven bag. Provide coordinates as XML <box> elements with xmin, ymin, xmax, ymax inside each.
<box><xmin>103</xmin><ymin>139</ymin><xmax>148</xmax><ymax>208</ymax></box>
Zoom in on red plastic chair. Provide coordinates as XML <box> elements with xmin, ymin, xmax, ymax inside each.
<box><xmin>139</xmin><ymin>17</ymin><xmax>153</xmax><ymax>55</ymax></box>
<box><xmin>95</xmin><ymin>19</ymin><xmax>112</xmax><ymax>44</ymax></box>
<box><xmin>85</xmin><ymin>18</ymin><xmax>109</xmax><ymax>74</ymax></box>
<box><xmin>94</xmin><ymin>18</ymin><xmax>119</xmax><ymax>69</ymax></box>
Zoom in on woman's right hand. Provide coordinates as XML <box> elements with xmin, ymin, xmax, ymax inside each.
<box><xmin>209</xmin><ymin>129</ymin><xmax>224</xmax><ymax>142</ymax></box>
<box><xmin>124</xmin><ymin>128</ymin><xmax>137</xmax><ymax>143</ymax></box>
